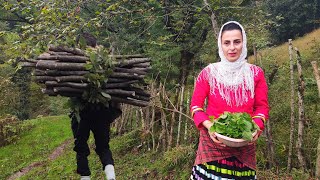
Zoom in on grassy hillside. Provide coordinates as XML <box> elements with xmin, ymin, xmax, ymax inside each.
<box><xmin>249</xmin><ymin>28</ymin><xmax>320</xmax><ymax>65</ymax></box>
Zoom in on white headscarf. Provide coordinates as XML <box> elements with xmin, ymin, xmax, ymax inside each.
<box><xmin>206</xmin><ymin>21</ymin><xmax>255</xmax><ymax>106</ymax></box>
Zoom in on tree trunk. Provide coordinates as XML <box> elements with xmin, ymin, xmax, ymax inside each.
<box><xmin>168</xmin><ymin>87</ymin><xmax>179</xmax><ymax>150</ymax></box>
<box><xmin>316</xmin><ymin>137</ymin><xmax>320</xmax><ymax>179</ymax></box>
<box><xmin>311</xmin><ymin>61</ymin><xmax>320</xmax><ymax>98</ymax></box>
<box><xmin>184</xmin><ymin>90</ymin><xmax>191</xmax><ymax>142</ymax></box>
<box><xmin>295</xmin><ymin>47</ymin><xmax>307</xmax><ymax>171</ymax></box>
<box><xmin>142</xmin><ymin>104</ymin><xmax>150</xmax><ymax>150</ymax></box>
<box><xmin>253</xmin><ymin>44</ymin><xmax>257</xmax><ymax>64</ymax></box>
<box><xmin>139</xmin><ymin>108</ymin><xmax>145</xmax><ymax>131</ymax></box>
<box><xmin>160</xmin><ymin>83</ymin><xmax>168</xmax><ymax>151</ymax></box>
<box><xmin>311</xmin><ymin>61</ymin><xmax>320</xmax><ymax>178</ymax></box>
<box><xmin>203</xmin><ymin>0</ymin><xmax>219</xmax><ymax>39</ymax></box>
<box><xmin>150</xmin><ymin>82</ymin><xmax>156</xmax><ymax>151</ymax></box>
<box><xmin>176</xmin><ymin>85</ymin><xmax>185</xmax><ymax>146</ymax></box>
<box><xmin>287</xmin><ymin>39</ymin><xmax>295</xmax><ymax>172</ymax></box>
<box><xmin>265</xmin><ymin>119</ymin><xmax>276</xmax><ymax>168</ymax></box>
<box><xmin>118</xmin><ymin>104</ymin><xmax>128</xmax><ymax>135</ymax></box>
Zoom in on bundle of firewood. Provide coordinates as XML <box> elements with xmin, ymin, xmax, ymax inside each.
<box><xmin>20</xmin><ymin>46</ymin><xmax>151</xmax><ymax>107</ymax></box>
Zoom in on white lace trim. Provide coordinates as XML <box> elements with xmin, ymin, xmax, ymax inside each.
<box><xmin>204</xmin><ymin>63</ymin><xmax>258</xmax><ymax>106</ymax></box>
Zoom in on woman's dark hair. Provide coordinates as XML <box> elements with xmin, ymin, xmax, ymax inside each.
<box><xmin>222</xmin><ymin>22</ymin><xmax>242</xmax><ymax>33</ymax></box>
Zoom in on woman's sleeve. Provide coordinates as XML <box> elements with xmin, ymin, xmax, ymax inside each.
<box><xmin>253</xmin><ymin>67</ymin><xmax>269</xmax><ymax>130</ymax></box>
<box><xmin>190</xmin><ymin>68</ymin><xmax>210</xmax><ymax>129</ymax></box>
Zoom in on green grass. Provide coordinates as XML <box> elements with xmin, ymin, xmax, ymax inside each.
<box><xmin>0</xmin><ymin>116</ymin><xmax>72</xmax><ymax>179</ymax></box>
<box><xmin>0</xmin><ymin>115</ymin><xmax>307</xmax><ymax>179</ymax></box>
<box><xmin>0</xmin><ymin>116</ymin><xmax>196</xmax><ymax>179</ymax></box>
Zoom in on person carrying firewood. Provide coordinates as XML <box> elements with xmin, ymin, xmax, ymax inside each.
<box><xmin>69</xmin><ymin>33</ymin><xmax>121</xmax><ymax>180</ymax></box>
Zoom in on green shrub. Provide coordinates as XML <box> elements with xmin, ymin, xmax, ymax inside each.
<box><xmin>0</xmin><ymin>115</ymin><xmax>34</xmax><ymax>147</ymax></box>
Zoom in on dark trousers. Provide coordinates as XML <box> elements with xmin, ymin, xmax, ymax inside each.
<box><xmin>71</xmin><ymin>105</ymin><xmax>120</xmax><ymax>176</ymax></box>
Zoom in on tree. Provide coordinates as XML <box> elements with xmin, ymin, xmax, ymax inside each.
<box><xmin>263</xmin><ymin>0</ymin><xmax>320</xmax><ymax>44</ymax></box>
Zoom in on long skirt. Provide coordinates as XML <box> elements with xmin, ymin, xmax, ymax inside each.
<box><xmin>190</xmin><ymin>156</ymin><xmax>257</xmax><ymax>180</ymax></box>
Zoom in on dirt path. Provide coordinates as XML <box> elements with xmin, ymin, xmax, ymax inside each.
<box><xmin>7</xmin><ymin>138</ymin><xmax>73</xmax><ymax>180</ymax></box>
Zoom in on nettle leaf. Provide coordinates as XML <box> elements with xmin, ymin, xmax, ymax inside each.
<box><xmin>209</xmin><ymin>112</ymin><xmax>257</xmax><ymax>139</ymax></box>
<box><xmin>243</xmin><ymin>120</ymin><xmax>252</xmax><ymax>131</ymax></box>
<box><xmin>215</xmin><ymin>125</ymin><xmax>225</xmax><ymax>134</ymax></box>
<box><xmin>242</xmin><ymin>131</ymin><xmax>253</xmax><ymax>141</ymax></box>
<box><xmin>84</xmin><ymin>63</ymin><xmax>93</xmax><ymax>71</ymax></box>
<box><xmin>101</xmin><ymin>92</ymin><xmax>111</xmax><ymax>99</ymax></box>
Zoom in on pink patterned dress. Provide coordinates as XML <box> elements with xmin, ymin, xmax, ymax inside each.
<box><xmin>190</xmin><ymin>63</ymin><xmax>269</xmax><ymax>180</ymax></box>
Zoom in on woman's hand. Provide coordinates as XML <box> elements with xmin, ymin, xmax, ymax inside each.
<box><xmin>202</xmin><ymin>120</ymin><xmax>226</xmax><ymax>147</ymax></box>
<box><xmin>248</xmin><ymin>130</ymin><xmax>262</xmax><ymax>145</ymax></box>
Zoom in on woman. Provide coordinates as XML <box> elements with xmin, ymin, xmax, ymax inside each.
<box><xmin>190</xmin><ymin>21</ymin><xmax>269</xmax><ymax>180</ymax></box>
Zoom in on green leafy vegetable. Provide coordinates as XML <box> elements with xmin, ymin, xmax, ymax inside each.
<box><xmin>209</xmin><ymin>112</ymin><xmax>258</xmax><ymax>140</ymax></box>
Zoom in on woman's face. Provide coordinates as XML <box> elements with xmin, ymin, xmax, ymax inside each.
<box><xmin>221</xmin><ymin>29</ymin><xmax>243</xmax><ymax>62</ymax></box>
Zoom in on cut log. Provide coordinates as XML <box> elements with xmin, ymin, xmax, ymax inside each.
<box><xmin>35</xmin><ymin>76</ymin><xmax>57</xmax><ymax>82</ymax></box>
<box><xmin>109</xmin><ymin>72</ymin><xmax>144</xmax><ymax>80</ymax></box>
<box><xmin>109</xmin><ymin>54</ymin><xmax>144</xmax><ymax>59</ymax></box>
<box><xmin>106</xmin><ymin>78</ymin><xmax>131</xmax><ymax>83</ymax></box>
<box><xmin>111</xmin><ymin>96</ymin><xmax>149</xmax><ymax>107</ymax></box>
<box><xmin>20</xmin><ymin>62</ymin><xmax>36</xmax><ymax>67</ymax></box>
<box><xmin>55</xmin><ymin>75</ymin><xmax>88</xmax><ymax>82</ymax></box>
<box><xmin>104</xmin><ymin>80</ymin><xmax>139</xmax><ymax>89</ymax></box>
<box><xmin>36</xmin><ymin>55</ymin><xmax>89</xmax><ymax>63</ymax></box>
<box><xmin>45</xmin><ymin>81</ymin><xmax>89</xmax><ymax>89</ymax></box>
<box><xmin>127</xmin><ymin>87</ymin><xmax>151</xmax><ymax>97</ymax></box>
<box><xmin>33</xmin><ymin>70</ymin><xmax>46</xmax><ymax>76</ymax></box>
<box><xmin>132</xmin><ymin>62</ymin><xmax>151</xmax><ymax>68</ymax></box>
<box><xmin>114</xmin><ymin>67</ymin><xmax>147</xmax><ymax>75</ymax></box>
<box><xmin>48</xmin><ymin>45</ymin><xmax>85</xmax><ymax>56</ymax></box>
<box><xmin>48</xmin><ymin>51</ymin><xmax>74</xmax><ymax>56</ymax></box>
<box><xmin>36</xmin><ymin>60</ymin><xmax>86</xmax><ymax>71</ymax></box>
<box><xmin>104</xmin><ymin>89</ymin><xmax>136</xmax><ymax>96</ymax></box>
<box><xmin>37</xmin><ymin>52</ymin><xmax>51</xmax><ymax>59</ymax></box>
<box><xmin>132</xmin><ymin>67</ymin><xmax>152</xmax><ymax>72</ymax></box>
<box><xmin>34</xmin><ymin>70</ymin><xmax>89</xmax><ymax>76</ymax></box>
<box><xmin>57</xmin><ymin>92</ymin><xmax>83</xmax><ymax>97</ymax></box>
<box><xmin>41</xmin><ymin>88</ymin><xmax>57</xmax><ymax>96</ymax></box>
<box><xmin>128</xmin><ymin>94</ymin><xmax>150</xmax><ymax>101</ymax></box>
<box><xmin>53</xmin><ymin>87</ymin><xmax>85</xmax><ymax>93</ymax></box>
<box><xmin>29</xmin><ymin>45</ymin><xmax>151</xmax><ymax>106</ymax></box>
<box><xmin>115</xmin><ymin>58</ymin><xmax>151</xmax><ymax>67</ymax></box>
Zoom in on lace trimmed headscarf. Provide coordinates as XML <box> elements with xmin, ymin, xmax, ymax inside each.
<box><xmin>206</xmin><ymin>21</ymin><xmax>255</xmax><ymax>106</ymax></box>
